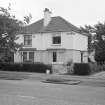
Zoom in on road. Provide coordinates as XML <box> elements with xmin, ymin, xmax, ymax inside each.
<box><xmin>0</xmin><ymin>79</ymin><xmax>105</xmax><ymax>105</ymax></box>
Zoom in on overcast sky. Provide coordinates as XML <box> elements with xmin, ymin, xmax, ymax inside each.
<box><xmin>0</xmin><ymin>0</ymin><xmax>105</xmax><ymax>27</ymax></box>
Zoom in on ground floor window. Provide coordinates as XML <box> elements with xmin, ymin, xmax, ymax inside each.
<box><xmin>29</xmin><ymin>52</ymin><xmax>34</xmax><ymax>62</ymax></box>
<box><xmin>53</xmin><ymin>52</ymin><xmax>57</xmax><ymax>62</ymax></box>
<box><xmin>23</xmin><ymin>51</ymin><xmax>34</xmax><ymax>62</ymax></box>
<box><xmin>23</xmin><ymin>52</ymin><xmax>27</xmax><ymax>62</ymax></box>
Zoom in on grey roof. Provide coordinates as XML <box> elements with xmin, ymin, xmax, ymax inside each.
<box><xmin>21</xmin><ymin>16</ymin><xmax>82</xmax><ymax>34</ymax></box>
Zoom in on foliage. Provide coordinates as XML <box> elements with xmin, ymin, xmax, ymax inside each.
<box><xmin>73</xmin><ymin>63</ymin><xmax>91</xmax><ymax>75</ymax></box>
<box><xmin>94</xmin><ymin>40</ymin><xmax>105</xmax><ymax>62</ymax></box>
<box><xmin>0</xmin><ymin>63</ymin><xmax>52</xmax><ymax>73</ymax></box>
<box><xmin>94</xmin><ymin>22</ymin><xmax>105</xmax><ymax>41</ymax></box>
<box><xmin>94</xmin><ymin>22</ymin><xmax>105</xmax><ymax>62</ymax></box>
<box><xmin>80</xmin><ymin>22</ymin><xmax>105</xmax><ymax>62</ymax></box>
<box><xmin>0</xmin><ymin>5</ymin><xmax>23</xmax><ymax>62</ymax></box>
<box><xmin>24</xmin><ymin>13</ymin><xmax>32</xmax><ymax>24</ymax></box>
<box><xmin>0</xmin><ymin>4</ymin><xmax>32</xmax><ymax>62</ymax></box>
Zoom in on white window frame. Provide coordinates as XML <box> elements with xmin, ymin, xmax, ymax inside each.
<box><xmin>52</xmin><ymin>33</ymin><xmax>61</xmax><ymax>45</ymax></box>
<box><xmin>24</xmin><ymin>35</ymin><xmax>32</xmax><ymax>46</ymax></box>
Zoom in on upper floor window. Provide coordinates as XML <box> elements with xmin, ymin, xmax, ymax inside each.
<box><xmin>52</xmin><ymin>36</ymin><xmax>61</xmax><ymax>44</ymax></box>
<box><xmin>24</xmin><ymin>35</ymin><xmax>32</xmax><ymax>46</ymax></box>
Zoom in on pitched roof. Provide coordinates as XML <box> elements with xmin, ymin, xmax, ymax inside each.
<box><xmin>21</xmin><ymin>16</ymin><xmax>81</xmax><ymax>34</ymax></box>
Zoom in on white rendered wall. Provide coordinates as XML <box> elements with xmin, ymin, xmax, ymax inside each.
<box><xmin>73</xmin><ymin>33</ymin><xmax>88</xmax><ymax>51</ymax></box>
<box><xmin>31</xmin><ymin>32</ymin><xmax>74</xmax><ymax>50</ymax></box>
<box><xmin>15</xmin><ymin>32</ymin><xmax>87</xmax><ymax>51</ymax></box>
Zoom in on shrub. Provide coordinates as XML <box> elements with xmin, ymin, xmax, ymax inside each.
<box><xmin>0</xmin><ymin>62</ymin><xmax>52</xmax><ymax>73</ymax></box>
<box><xmin>73</xmin><ymin>63</ymin><xmax>91</xmax><ymax>75</ymax></box>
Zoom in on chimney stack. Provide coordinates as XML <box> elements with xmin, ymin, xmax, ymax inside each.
<box><xmin>44</xmin><ymin>8</ymin><xmax>51</xmax><ymax>27</ymax></box>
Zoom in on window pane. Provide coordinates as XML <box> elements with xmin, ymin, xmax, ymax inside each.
<box><xmin>23</xmin><ymin>52</ymin><xmax>27</xmax><ymax>62</ymax></box>
<box><xmin>53</xmin><ymin>52</ymin><xmax>57</xmax><ymax>62</ymax></box>
<box><xmin>24</xmin><ymin>35</ymin><xmax>32</xmax><ymax>46</ymax></box>
<box><xmin>53</xmin><ymin>36</ymin><xmax>61</xmax><ymax>44</ymax></box>
<box><xmin>29</xmin><ymin>52</ymin><xmax>34</xmax><ymax>62</ymax></box>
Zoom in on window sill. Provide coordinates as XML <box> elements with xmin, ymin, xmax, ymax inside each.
<box><xmin>51</xmin><ymin>62</ymin><xmax>64</xmax><ymax>64</ymax></box>
<box><xmin>23</xmin><ymin>45</ymin><xmax>32</xmax><ymax>47</ymax></box>
<box><xmin>51</xmin><ymin>44</ymin><xmax>61</xmax><ymax>46</ymax></box>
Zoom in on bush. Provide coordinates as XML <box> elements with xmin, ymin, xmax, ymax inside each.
<box><xmin>0</xmin><ymin>62</ymin><xmax>52</xmax><ymax>73</ymax></box>
<box><xmin>73</xmin><ymin>63</ymin><xmax>91</xmax><ymax>75</ymax></box>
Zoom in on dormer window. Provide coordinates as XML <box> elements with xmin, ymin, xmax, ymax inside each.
<box><xmin>52</xmin><ymin>36</ymin><xmax>61</xmax><ymax>44</ymax></box>
<box><xmin>24</xmin><ymin>35</ymin><xmax>32</xmax><ymax>46</ymax></box>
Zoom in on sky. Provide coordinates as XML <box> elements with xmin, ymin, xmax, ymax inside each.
<box><xmin>0</xmin><ymin>0</ymin><xmax>105</xmax><ymax>27</ymax></box>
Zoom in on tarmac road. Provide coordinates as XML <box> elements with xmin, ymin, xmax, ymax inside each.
<box><xmin>0</xmin><ymin>79</ymin><xmax>105</xmax><ymax>105</ymax></box>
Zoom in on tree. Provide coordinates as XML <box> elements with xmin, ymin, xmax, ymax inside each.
<box><xmin>80</xmin><ymin>22</ymin><xmax>105</xmax><ymax>63</ymax></box>
<box><xmin>94</xmin><ymin>22</ymin><xmax>105</xmax><ymax>63</ymax></box>
<box><xmin>0</xmin><ymin>5</ymin><xmax>23</xmax><ymax>62</ymax></box>
<box><xmin>94</xmin><ymin>40</ymin><xmax>105</xmax><ymax>63</ymax></box>
<box><xmin>24</xmin><ymin>13</ymin><xmax>32</xmax><ymax>24</ymax></box>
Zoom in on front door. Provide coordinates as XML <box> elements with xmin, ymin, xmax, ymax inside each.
<box><xmin>52</xmin><ymin>51</ymin><xmax>57</xmax><ymax>62</ymax></box>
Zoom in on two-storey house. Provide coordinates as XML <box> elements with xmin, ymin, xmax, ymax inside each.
<box><xmin>14</xmin><ymin>8</ymin><xmax>88</xmax><ymax>66</ymax></box>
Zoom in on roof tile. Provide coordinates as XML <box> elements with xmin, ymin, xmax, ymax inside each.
<box><xmin>21</xmin><ymin>16</ymin><xmax>81</xmax><ymax>34</ymax></box>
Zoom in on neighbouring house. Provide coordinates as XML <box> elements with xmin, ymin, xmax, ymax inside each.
<box><xmin>14</xmin><ymin>8</ymin><xmax>88</xmax><ymax>72</ymax></box>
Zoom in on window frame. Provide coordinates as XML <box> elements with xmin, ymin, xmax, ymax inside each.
<box><xmin>22</xmin><ymin>51</ymin><xmax>34</xmax><ymax>63</ymax></box>
<box><xmin>53</xmin><ymin>52</ymin><xmax>57</xmax><ymax>62</ymax></box>
<box><xmin>52</xmin><ymin>33</ymin><xmax>61</xmax><ymax>45</ymax></box>
<box><xmin>52</xmin><ymin>36</ymin><xmax>61</xmax><ymax>44</ymax></box>
<box><xmin>24</xmin><ymin>35</ymin><xmax>32</xmax><ymax>46</ymax></box>
<box><xmin>23</xmin><ymin>52</ymin><xmax>27</xmax><ymax>62</ymax></box>
<box><xmin>29</xmin><ymin>52</ymin><xmax>34</xmax><ymax>62</ymax></box>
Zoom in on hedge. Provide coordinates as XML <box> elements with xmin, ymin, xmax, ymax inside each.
<box><xmin>0</xmin><ymin>63</ymin><xmax>52</xmax><ymax>73</ymax></box>
<box><xmin>73</xmin><ymin>63</ymin><xmax>91</xmax><ymax>75</ymax></box>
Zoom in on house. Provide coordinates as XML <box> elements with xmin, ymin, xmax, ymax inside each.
<box><xmin>14</xmin><ymin>8</ymin><xmax>88</xmax><ymax>69</ymax></box>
